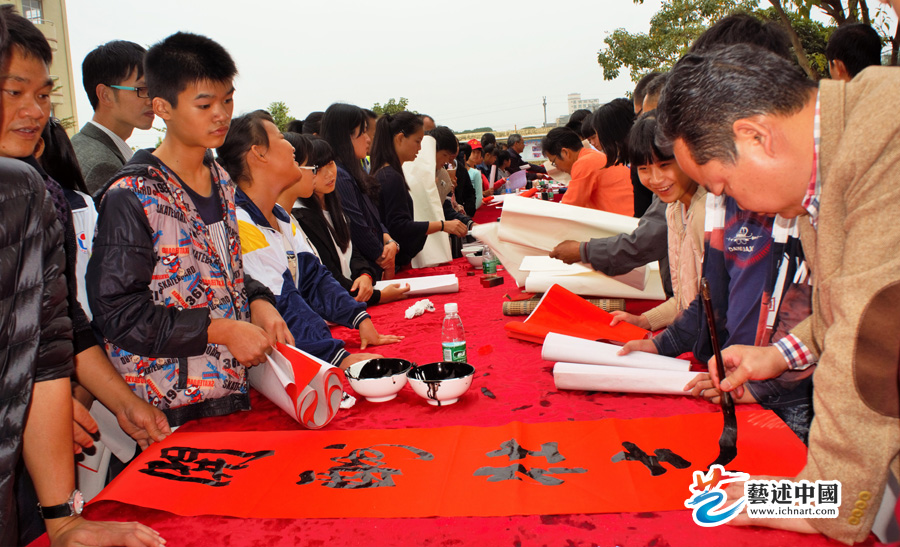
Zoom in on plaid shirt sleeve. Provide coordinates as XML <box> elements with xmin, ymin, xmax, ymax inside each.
<box><xmin>774</xmin><ymin>334</ymin><xmax>816</xmax><ymax>370</ymax></box>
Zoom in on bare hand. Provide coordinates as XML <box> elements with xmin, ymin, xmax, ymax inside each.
<box><xmin>50</xmin><ymin>516</ymin><xmax>165</xmax><ymax>547</ymax></box>
<box><xmin>72</xmin><ymin>398</ymin><xmax>98</xmax><ymax>454</ymax></box>
<box><xmin>351</xmin><ymin>275</ymin><xmax>374</xmax><ymax>303</ymax></box>
<box><xmin>617</xmin><ymin>339</ymin><xmax>658</xmax><ymax>356</ymax></box>
<box><xmin>210</xmin><ymin>319</ymin><xmax>273</xmax><ymax>367</ymax></box>
<box><xmin>249</xmin><ymin>299</ymin><xmax>294</xmax><ymax>346</ymax></box>
<box><xmin>609</xmin><ymin>310</ymin><xmax>650</xmax><ymax>329</ymax></box>
<box><xmin>339</xmin><ymin>352</ymin><xmax>384</xmax><ymax>370</ymax></box>
<box><xmin>378</xmin><ymin>283</ymin><xmax>410</xmax><ymax>304</ymax></box>
<box><xmin>549</xmin><ymin>240</ymin><xmax>582</xmax><ymax>264</ymax></box>
<box><xmin>443</xmin><ymin>219</ymin><xmax>468</xmax><ymax>237</ymax></box>
<box><xmin>357</xmin><ymin>318</ymin><xmax>404</xmax><ymax>350</ymax></box>
<box><xmin>380</xmin><ymin>239</ymin><xmax>399</xmax><ymax>262</ymax></box>
<box><xmin>116</xmin><ymin>398</ymin><xmax>171</xmax><ymax>450</ymax></box>
<box><xmin>708</xmin><ymin>344</ymin><xmax>788</xmax><ymax>399</ymax></box>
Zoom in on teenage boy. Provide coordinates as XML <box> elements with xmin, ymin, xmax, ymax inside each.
<box><xmin>659</xmin><ymin>43</ymin><xmax>900</xmax><ymax>544</ymax></box>
<box><xmin>72</xmin><ymin>40</ymin><xmax>154</xmax><ymax>196</ymax></box>
<box><xmin>88</xmin><ymin>32</ymin><xmax>290</xmax><ymax>427</ymax></box>
<box><xmin>0</xmin><ymin>6</ymin><xmax>163</xmax><ymax>546</ymax></box>
<box><xmin>825</xmin><ymin>23</ymin><xmax>882</xmax><ymax>82</ymax></box>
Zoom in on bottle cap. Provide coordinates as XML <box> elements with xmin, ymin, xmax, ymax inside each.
<box><xmin>444</xmin><ymin>303</ymin><xmax>458</xmax><ymax>314</ymax></box>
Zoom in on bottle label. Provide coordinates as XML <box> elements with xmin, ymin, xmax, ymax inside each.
<box><xmin>483</xmin><ymin>259</ymin><xmax>496</xmax><ymax>275</ymax></box>
<box><xmin>442</xmin><ymin>341</ymin><xmax>467</xmax><ymax>363</ymax></box>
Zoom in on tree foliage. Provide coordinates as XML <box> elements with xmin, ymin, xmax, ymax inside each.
<box><xmin>372</xmin><ymin>97</ymin><xmax>413</xmax><ymax>116</ymax></box>
<box><xmin>597</xmin><ymin>0</ymin><xmax>758</xmax><ymax>82</ymax></box>
<box><xmin>267</xmin><ymin>101</ymin><xmax>293</xmax><ymax>132</ymax></box>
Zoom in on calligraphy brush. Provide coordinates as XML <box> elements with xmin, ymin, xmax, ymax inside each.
<box><xmin>700</xmin><ymin>278</ymin><xmax>738</xmax><ymax>468</ymax></box>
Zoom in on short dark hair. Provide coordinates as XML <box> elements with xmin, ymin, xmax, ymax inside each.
<box><xmin>81</xmin><ymin>40</ymin><xmax>146</xmax><ymax>110</ymax></box>
<box><xmin>825</xmin><ymin>23</ymin><xmax>882</xmax><ymax>77</ymax></box>
<box><xmin>591</xmin><ymin>98</ymin><xmax>635</xmax><ymax>167</ymax></box>
<box><xmin>495</xmin><ymin>150</ymin><xmax>511</xmax><ymax>169</ymax></box>
<box><xmin>215</xmin><ymin>109</ymin><xmax>273</xmax><ymax>185</ymax></box>
<box><xmin>482</xmin><ymin>143</ymin><xmax>496</xmax><ymax>157</ymax></box>
<box><xmin>627</xmin><ymin>114</ymin><xmax>674</xmax><ymax>167</ymax></box>
<box><xmin>285</xmin><ymin>119</ymin><xmax>304</xmax><ymax>133</ymax></box>
<box><xmin>580</xmin><ymin>115</ymin><xmax>596</xmax><ymax>139</ymax></box>
<box><xmin>369</xmin><ymin>111</ymin><xmax>423</xmax><ymax>185</ymax></box>
<box><xmin>362</xmin><ymin>108</ymin><xmax>377</xmax><ymax>120</ymax></box>
<box><xmin>507</xmin><ymin>133</ymin><xmax>523</xmax><ymax>148</ymax></box>
<box><xmin>459</xmin><ymin>141</ymin><xmax>472</xmax><ymax>162</ymax></box>
<box><xmin>658</xmin><ymin>44</ymin><xmax>817</xmax><ymax>165</ymax></box>
<box><xmin>565</xmin><ymin>109</ymin><xmax>592</xmax><ymax>138</ymax></box>
<box><xmin>641</xmin><ymin>72</ymin><xmax>669</xmax><ymax>106</ymax></box>
<box><xmin>1</xmin><ymin>5</ymin><xmax>51</xmax><ymax>69</ymax></box>
<box><xmin>481</xmin><ymin>132</ymin><xmax>496</xmax><ymax>148</ymax></box>
<box><xmin>419</xmin><ymin>113</ymin><xmax>435</xmax><ymax>123</ymax></box>
<box><xmin>690</xmin><ymin>13</ymin><xmax>792</xmax><ymax>60</ymax></box>
<box><xmin>302</xmin><ymin>111</ymin><xmax>324</xmax><ymax>135</ymax></box>
<box><xmin>40</xmin><ymin>118</ymin><xmax>88</xmax><ymax>194</ymax></box>
<box><xmin>541</xmin><ymin>127</ymin><xmax>583</xmax><ymax>157</ymax></box>
<box><xmin>429</xmin><ymin>126</ymin><xmax>459</xmax><ymax>154</ymax></box>
<box><xmin>633</xmin><ymin>71</ymin><xmax>663</xmax><ymax>106</ymax></box>
<box><xmin>144</xmin><ymin>32</ymin><xmax>237</xmax><ymax>107</ymax></box>
<box><xmin>284</xmin><ymin>131</ymin><xmax>310</xmax><ymax>167</ymax></box>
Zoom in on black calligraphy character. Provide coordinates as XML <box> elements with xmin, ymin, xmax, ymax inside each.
<box><xmin>139</xmin><ymin>447</ymin><xmax>274</xmax><ymax>486</ymax></box>
<box><xmin>297</xmin><ymin>444</ymin><xmax>433</xmax><ymax>489</ymax></box>
<box><xmin>474</xmin><ymin>438</ymin><xmax>586</xmax><ymax>485</ymax></box>
<box><xmin>610</xmin><ymin>442</ymin><xmax>691</xmax><ymax>476</ymax></box>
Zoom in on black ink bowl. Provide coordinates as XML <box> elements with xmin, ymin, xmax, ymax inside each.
<box><xmin>407</xmin><ymin>361</ymin><xmax>476</xmax><ymax>406</ymax></box>
<box><xmin>344</xmin><ymin>358</ymin><xmax>413</xmax><ymax>403</ymax></box>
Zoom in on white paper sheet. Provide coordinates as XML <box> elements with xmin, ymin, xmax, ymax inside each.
<box><xmin>542</xmin><ymin>333</ymin><xmax>691</xmax><ymax>372</ymax></box>
<box><xmin>524</xmin><ymin>261</ymin><xmax>666</xmax><ymax>300</ymax></box>
<box><xmin>375</xmin><ymin>274</ymin><xmax>458</xmax><ymax>296</ymax></box>
<box><xmin>404</xmin><ymin>135</ymin><xmax>452</xmax><ymax>268</ymax></box>
<box><xmin>506</xmin><ymin>170</ymin><xmax>528</xmax><ymax>191</ymax></box>
<box><xmin>472</xmin><ymin>222</ymin><xmax>539</xmax><ymax>287</ymax></box>
<box><xmin>553</xmin><ymin>362</ymin><xmax>699</xmax><ymax>395</ymax></box>
<box><xmin>543</xmin><ymin>160</ymin><xmax>571</xmax><ymax>184</ymax></box>
<box><xmin>519</xmin><ymin>256</ymin><xmax>649</xmax><ymax>291</ymax></box>
<box><xmin>497</xmin><ymin>196</ymin><xmax>639</xmax><ymax>252</ymax></box>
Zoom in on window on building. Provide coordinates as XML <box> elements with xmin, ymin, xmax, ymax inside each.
<box><xmin>22</xmin><ymin>0</ymin><xmax>43</xmax><ymax>22</ymax></box>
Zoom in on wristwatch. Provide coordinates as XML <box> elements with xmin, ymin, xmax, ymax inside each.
<box><xmin>38</xmin><ymin>489</ymin><xmax>84</xmax><ymax>519</ymax></box>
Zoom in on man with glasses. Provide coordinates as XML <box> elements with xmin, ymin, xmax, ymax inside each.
<box><xmin>72</xmin><ymin>40</ymin><xmax>154</xmax><ymax>196</ymax></box>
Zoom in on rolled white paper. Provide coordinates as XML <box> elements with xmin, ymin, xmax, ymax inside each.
<box><xmin>553</xmin><ymin>362</ymin><xmax>700</xmax><ymax>395</ymax></box>
<box><xmin>542</xmin><ymin>332</ymin><xmax>691</xmax><ymax>372</ymax></box>
<box><xmin>375</xmin><ymin>274</ymin><xmax>458</xmax><ymax>296</ymax></box>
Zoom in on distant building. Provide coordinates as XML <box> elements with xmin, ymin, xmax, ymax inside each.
<box><xmin>12</xmin><ymin>0</ymin><xmax>78</xmax><ymax>135</ymax></box>
<box><xmin>567</xmin><ymin>93</ymin><xmax>600</xmax><ymax>115</ymax></box>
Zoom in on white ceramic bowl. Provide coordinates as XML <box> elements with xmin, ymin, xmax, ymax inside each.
<box><xmin>407</xmin><ymin>361</ymin><xmax>475</xmax><ymax>406</ymax></box>
<box><xmin>465</xmin><ymin>252</ymin><xmax>484</xmax><ymax>268</ymax></box>
<box><xmin>344</xmin><ymin>358</ymin><xmax>413</xmax><ymax>402</ymax></box>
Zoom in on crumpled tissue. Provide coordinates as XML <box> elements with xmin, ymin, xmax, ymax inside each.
<box><xmin>405</xmin><ymin>299</ymin><xmax>435</xmax><ymax>319</ymax></box>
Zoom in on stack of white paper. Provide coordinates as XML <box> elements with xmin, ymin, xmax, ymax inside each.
<box><xmin>374</xmin><ymin>274</ymin><xmax>458</xmax><ymax>296</ymax></box>
<box><xmin>544</xmin><ymin>332</ymin><xmax>697</xmax><ymax>395</ymax></box>
<box><xmin>519</xmin><ymin>256</ymin><xmax>665</xmax><ymax>300</ymax></box>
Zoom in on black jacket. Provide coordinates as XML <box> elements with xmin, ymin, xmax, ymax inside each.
<box><xmin>0</xmin><ymin>158</ymin><xmax>73</xmax><ymax>545</ymax></box>
<box><xmin>292</xmin><ymin>205</ymin><xmax>381</xmax><ymax>305</ymax></box>
<box><xmin>374</xmin><ymin>165</ymin><xmax>428</xmax><ymax>268</ymax></box>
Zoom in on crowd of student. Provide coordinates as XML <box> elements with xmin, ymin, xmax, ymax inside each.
<box><xmin>0</xmin><ymin>1</ymin><xmax>897</xmax><ymax>545</ymax></box>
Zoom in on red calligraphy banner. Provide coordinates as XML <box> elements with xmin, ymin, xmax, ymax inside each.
<box><xmin>92</xmin><ymin>410</ymin><xmax>805</xmax><ymax>519</ymax></box>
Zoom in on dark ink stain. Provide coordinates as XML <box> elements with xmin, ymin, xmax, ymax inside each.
<box><xmin>635</xmin><ymin>512</ymin><xmax>660</xmax><ymax>519</ymax></box>
<box><xmin>481</xmin><ymin>387</ymin><xmax>497</xmax><ymax>399</ymax></box>
<box><xmin>539</xmin><ymin>400</ymin><xmax>551</xmax><ymax>407</ymax></box>
<box><xmin>611</xmin><ymin>442</ymin><xmax>691</xmax><ymax>476</ymax></box>
<box><xmin>475</xmin><ymin>439</ymin><xmax>587</xmax><ymax>485</ymax></box>
<box><xmin>325</xmin><ymin>444</ymin><xmax>347</xmax><ymax>450</ymax></box>
<box><xmin>296</xmin><ymin>470</ymin><xmax>315</xmax><ymax>485</ymax></box>
<box><xmin>138</xmin><ymin>447</ymin><xmax>274</xmax><ymax>487</ymax></box>
<box><xmin>512</xmin><ymin>405</ymin><xmax>532</xmax><ymax>411</ymax></box>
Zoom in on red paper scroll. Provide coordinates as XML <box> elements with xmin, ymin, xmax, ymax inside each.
<box><xmin>93</xmin><ymin>410</ymin><xmax>805</xmax><ymax>519</ymax></box>
<box><xmin>505</xmin><ymin>284</ymin><xmax>649</xmax><ymax>344</ymax></box>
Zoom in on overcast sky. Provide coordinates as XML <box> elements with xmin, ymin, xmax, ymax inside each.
<box><xmin>64</xmin><ymin>0</ymin><xmax>665</xmax><ymax>149</ymax></box>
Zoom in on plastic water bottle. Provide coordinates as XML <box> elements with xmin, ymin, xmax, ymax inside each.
<box><xmin>482</xmin><ymin>245</ymin><xmax>497</xmax><ymax>275</ymax></box>
<box><xmin>441</xmin><ymin>303</ymin><xmax>467</xmax><ymax>363</ymax></box>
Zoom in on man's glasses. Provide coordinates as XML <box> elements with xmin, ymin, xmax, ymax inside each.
<box><xmin>109</xmin><ymin>84</ymin><xmax>150</xmax><ymax>98</ymax></box>
<box><xmin>299</xmin><ymin>165</ymin><xmax>319</xmax><ymax>175</ymax></box>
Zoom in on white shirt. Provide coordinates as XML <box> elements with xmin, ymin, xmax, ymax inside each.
<box><xmin>88</xmin><ymin>120</ymin><xmax>134</xmax><ymax>161</ymax></box>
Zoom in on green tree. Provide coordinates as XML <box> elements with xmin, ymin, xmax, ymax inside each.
<box><xmin>597</xmin><ymin>0</ymin><xmax>758</xmax><ymax>82</ymax></box>
<box><xmin>267</xmin><ymin>101</ymin><xmax>293</xmax><ymax>132</ymax></box>
<box><xmin>372</xmin><ymin>97</ymin><xmax>410</xmax><ymax>116</ymax></box>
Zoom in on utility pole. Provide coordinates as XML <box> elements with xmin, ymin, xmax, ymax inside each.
<box><xmin>542</xmin><ymin>96</ymin><xmax>547</xmax><ymax>126</ymax></box>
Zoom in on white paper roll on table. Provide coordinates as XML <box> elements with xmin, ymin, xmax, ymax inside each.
<box><xmin>542</xmin><ymin>333</ymin><xmax>691</xmax><ymax>372</ymax></box>
<box><xmin>553</xmin><ymin>362</ymin><xmax>700</xmax><ymax>395</ymax></box>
